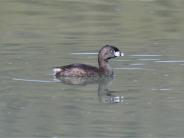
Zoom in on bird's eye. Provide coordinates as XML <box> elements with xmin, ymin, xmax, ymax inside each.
<box><xmin>110</xmin><ymin>49</ymin><xmax>114</xmax><ymax>54</ymax></box>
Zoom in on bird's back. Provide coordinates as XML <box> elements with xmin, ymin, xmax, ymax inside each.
<box><xmin>54</xmin><ymin>63</ymin><xmax>99</xmax><ymax>77</ymax></box>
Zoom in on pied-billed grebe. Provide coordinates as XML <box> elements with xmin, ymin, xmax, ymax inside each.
<box><xmin>53</xmin><ymin>45</ymin><xmax>124</xmax><ymax>77</ymax></box>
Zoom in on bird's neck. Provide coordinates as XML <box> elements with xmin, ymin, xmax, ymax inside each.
<box><xmin>98</xmin><ymin>58</ymin><xmax>113</xmax><ymax>76</ymax></box>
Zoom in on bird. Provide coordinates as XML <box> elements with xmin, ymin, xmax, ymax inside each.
<box><xmin>53</xmin><ymin>45</ymin><xmax>124</xmax><ymax>77</ymax></box>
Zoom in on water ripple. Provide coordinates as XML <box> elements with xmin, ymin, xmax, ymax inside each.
<box><xmin>70</xmin><ymin>52</ymin><xmax>98</xmax><ymax>55</ymax></box>
<box><xmin>155</xmin><ymin>60</ymin><xmax>184</xmax><ymax>63</ymax></box>
<box><xmin>114</xmin><ymin>67</ymin><xmax>153</xmax><ymax>70</ymax></box>
<box><xmin>130</xmin><ymin>54</ymin><xmax>161</xmax><ymax>57</ymax></box>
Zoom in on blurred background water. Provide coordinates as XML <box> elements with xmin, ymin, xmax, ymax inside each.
<box><xmin>0</xmin><ymin>0</ymin><xmax>184</xmax><ymax>137</ymax></box>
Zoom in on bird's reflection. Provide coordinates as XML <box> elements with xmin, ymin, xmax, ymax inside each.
<box><xmin>55</xmin><ymin>75</ymin><xmax>124</xmax><ymax>104</ymax></box>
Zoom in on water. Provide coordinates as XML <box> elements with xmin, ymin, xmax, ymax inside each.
<box><xmin>1</xmin><ymin>0</ymin><xmax>184</xmax><ymax>137</ymax></box>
